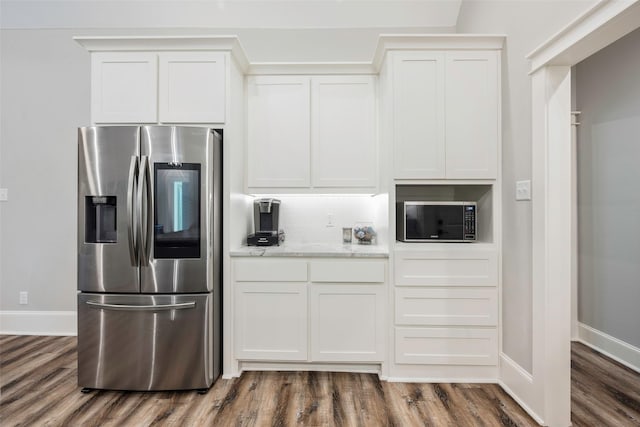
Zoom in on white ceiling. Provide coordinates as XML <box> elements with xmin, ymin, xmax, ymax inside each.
<box><xmin>0</xmin><ymin>0</ymin><xmax>462</xmax><ymax>29</ymax></box>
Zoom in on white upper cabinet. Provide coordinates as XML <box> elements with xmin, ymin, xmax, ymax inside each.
<box><xmin>247</xmin><ymin>76</ymin><xmax>311</xmax><ymax>188</ymax></box>
<box><xmin>445</xmin><ymin>51</ymin><xmax>499</xmax><ymax>179</ymax></box>
<box><xmin>92</xmin><ymin>52</ymin><xmax>158</xmax><ymax>123</ymax></box>
<box><xmin>90</xmin><ymin>51</ymin><xmax>226</xmax><ymax>124</ymax></box>
<box><xmin>311</xmin><ymin>76</ymin><xmax>376</xmax><ymax>188</ymax></box>
<box><xmin>393</xmin><ymin>52</ymin><xmax>446</xmax><ymax>179</ymax></box>
<box><xmin>247</xmin><ymin>75</ymin><xmax>377</xmax><ymax>191</ymax></box>
<box><xmin>158</xmin><ymin>52</ymin><xmax>226</xmax><ymax>123</ymax></box>
<box><xmin>392</xmin><ymin>50</ymin><xmax>499</xmax><ymax>180</ymax></box>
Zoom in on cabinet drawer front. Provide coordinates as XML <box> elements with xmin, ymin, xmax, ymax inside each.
<box><xmin>395</xmin><ymin>327</ymin><xmax>497</xmax><ymax>365</ymax></box>
<box><xmin>395</xmin><ymin>251</ymin><xmax>497</xmax><ymax>286</ymax></box>
<box><xmin>310</xmin><ymin>260</ymin><xmax>385</xmax><ymax>283</ymax></box>
<box><xmin>395</xmin><ymin>288</ymin><xmax>497</xmax><ymax>326</ymax></box>
<box><xmin>234</xmin><ymin>259</ymin><xmax>307</xmax><ymax>282</ymax></box>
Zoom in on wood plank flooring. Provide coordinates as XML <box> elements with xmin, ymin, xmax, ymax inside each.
<box><xmin>0</xmin><ymin>336</ymin><xmax>637</xmax><ymax>426</ymax></box>
<box><xmin>571</xmin><ymin>342</ymin><xmax>640</xmax><ymax>427</ymax></box>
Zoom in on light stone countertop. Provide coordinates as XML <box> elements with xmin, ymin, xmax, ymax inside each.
<box><xmin>229</xmin><ymin>242</ymin><xmax>389</xmax><ymax>258</ymax></box>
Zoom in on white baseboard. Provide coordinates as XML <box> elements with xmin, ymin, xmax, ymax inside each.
<box><xmin>0</xmin><ymin>310</ymin><xmax>77</xmax><ymax>336</ymax></box>
<box><xmin>576</xmin><ymin>322</ymin><xmax>640</xmax><ymax>373</ymax></box>
<box><xmin>498</xmin><ymin>353</ymin><xmax>544</xmax><ymax>426</ymax></box>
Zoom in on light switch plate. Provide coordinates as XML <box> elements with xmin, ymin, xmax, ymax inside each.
<box><xmin>516</xmin><ymin>180</ymin><xmax>531</xmax><ymax>201</ymax></box>
<box><xmin>0</xmin><ymin>188</ymin><xmax>7</xmax><ymax>201</ymax></box>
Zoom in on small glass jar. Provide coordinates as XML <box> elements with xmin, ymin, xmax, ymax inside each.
<box><xmin>342</xmin><ymin>227</ymin><xmax>353</xmax><ymax>244</ymax></box>
<box><xmin>353</xmin><ymin>223</ymin><xmax>376</xmax><ymax>245</ymax></box>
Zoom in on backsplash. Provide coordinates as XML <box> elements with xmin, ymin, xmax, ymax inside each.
<box><xmin>249</xmin><ymin>194</ymin><xmax>388</xmax><ymax>245</ymax></box>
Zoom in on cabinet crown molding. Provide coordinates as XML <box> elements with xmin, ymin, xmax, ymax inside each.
<box><xmin>74</xmin><ymin>33</ymin><xmax>507</xmax><ymax>75</ymax></box>
<box><xmin>73</xmin><ymin>35</ymin><xmax>250</xmax><ymax>72</ymax></box>
<box><xmin>372</xmin><ymin>34</ymin><xmax>505</xmax><ymax>71</ymax></box>
<box><xmin>248</xmin><ymin>62</ymin><xmax>377</xmax><ymax>75</ymax></box>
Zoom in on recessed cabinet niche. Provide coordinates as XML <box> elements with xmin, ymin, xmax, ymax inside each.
<box><xmin>91</xmin><ymin>52</ymin><xmax>225</xmax><ymax>124</ymax></box>
<box><xmin>392</xmin><ymin>50</ymin><xmax>499</xmax><ymax>179</ymax></box>
<box><xmin>247</xmin><ymin>75</ymin><xmax>376</xmax><ymax>191</ymax></box>
<box><xmin>395</xmin><ymin>184</ymin><xmax>494</xmax><ymax>244</ymax></box>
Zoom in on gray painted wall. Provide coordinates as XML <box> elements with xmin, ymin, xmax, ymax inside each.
<box><xmin>576</xmin><ymin>27</ymin><xmax>640</xmax><ymax>348</ymax></box>
<box><xmin>0</xmin><ymin>29</ymin><xmax>89</xmax><ymax>312</ymax></box>
<box><xmin>456</xmin><ymin>0</ymin><xmax>597</xmax><ymax>372</ymax></box>
<box><xmin>0</xmin><ymin>2</ymin><xmax>598</xmax><ymax>368</ymax></box>
<box><xmin>0</xmin><ymin>26</ymin><xmax>445</xmax><ymax>312</ymax></box>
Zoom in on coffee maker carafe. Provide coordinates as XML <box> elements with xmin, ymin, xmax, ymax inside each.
<box><xmin>247</xmin><ymin>198</ymin><xmax>284</xmax><ymax>246</ymax></box>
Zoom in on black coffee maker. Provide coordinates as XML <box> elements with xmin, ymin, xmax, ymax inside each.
<box><xmin>247</xmin><ymin>198</ymin><xmax>285</xmax><ymax>246</ymax></box>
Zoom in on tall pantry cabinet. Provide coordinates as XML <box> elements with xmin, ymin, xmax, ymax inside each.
<box><xmin>377</xmin><ymin>35</ymin><xmax>504</xmax><ymax>381</ymax></box>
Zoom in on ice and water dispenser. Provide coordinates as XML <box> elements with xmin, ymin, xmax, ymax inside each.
<box><xmin>85</xmin><ymin>196</ymin><xmax>117</xmax><ymax>243</ymax></box>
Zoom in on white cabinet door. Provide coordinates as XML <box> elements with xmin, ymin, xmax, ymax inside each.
<box><xmin>91</xmin><ymin>52</ymin><xmax>158</xmax><ymax>123</ymax></box>
<box><xmin>158</xmin><ymin>52</ymin><xmax>225</xmax><ymax>123</ymax></box>
<box><xmin>235</xmin><ymin>282</ymin><xmax>308</xmax><ymax>361</ymax></box>
<box><xmin>310</xmin><ymin>284</ymin><xmax>385</xmax><ymax>362</ymax></box>
<box><xmin>445</xmin><ymin>51</ymin><xmax>499</xmax><ymax>179</ymax></box>
<box><xmin>247</xmin><ymin>76</ymin><xmax>311</xmax><ymax>188</ymax></box>
<box><xmin>393</xmin><ymin>52</ymin><xmax>446</xmax><ymax>179</ymax></box>
<box><xmin>311</xmin><ymin>76</ymin><xmax>376</xmax><ymax>188</ymax></box>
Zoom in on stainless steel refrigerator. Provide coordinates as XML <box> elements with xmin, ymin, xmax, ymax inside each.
<box><xmin>77</xmin><ymin>126</ymin><xmax>221</xmax><ymax>392</ymax></box>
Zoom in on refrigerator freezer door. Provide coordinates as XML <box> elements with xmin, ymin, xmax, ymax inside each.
<box><xmin>78</xmin><ymin>126</ymin><xmax>141</xmax><ymax>293</ymax></box>
<box><xmin>140</xmin><ymin>126</ymin><xmax>221</xmax><ymax>294</ymax></box>
<box><xmin>77</xmin><ymin>293</ymin><xmax>216</xmax><ymax>391</ymax></box>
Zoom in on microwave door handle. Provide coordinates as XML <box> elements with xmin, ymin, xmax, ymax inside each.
<box><xmin>127</xmin><ymin>156</ymin><xmax>139</xmax><ymax>266</ymax></box>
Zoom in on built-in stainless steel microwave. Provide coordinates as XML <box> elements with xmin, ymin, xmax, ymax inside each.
<box><xmin>396</xmin><ymin>201</ymin><xmax>477</xmax><ymax>242</ymax></box>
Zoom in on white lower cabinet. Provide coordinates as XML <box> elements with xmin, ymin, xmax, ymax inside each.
<box><xmin>233</xmin><ymin>258</ymin><xmax>387</xmax><ymax>364</ymax></box>
<box><xmin>234</xmin><ymin>282</ymin><xmax>308</xmax><ymax>361</ymax></box>
<box><xmin>393</xmin><ymin>249</ymin><xmax>499</xmax><ymax>370</ymax></box>
<box><xmin>310</xmin><ymin>284</ymin><xmax>385</xmax><ymax>362</ymax></box>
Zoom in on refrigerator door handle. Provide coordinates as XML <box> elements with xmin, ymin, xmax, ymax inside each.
<box><xmin>137</xmin><ymin>156</ymin><xmax>152</xmax><ymax>266</ymax></box>
<box><xmin>85</xmin><ymin>301</ymin><xmax>196</xmax><ymax>311</ymax></box>
<box><xmin>144</xmin><ymin>156</ymin><xmax>153</xmax><ymax>265</ymax></box>
<box><xmin>127</xmin><ymin>156</ymin><xmax>139</xmax><ymax>266</ymax></box>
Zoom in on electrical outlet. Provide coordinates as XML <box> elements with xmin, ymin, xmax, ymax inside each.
<box><xmin>326</xmin><ymin>213</ymin><xmax>335</xmax><ymax>228</ymax></box>
<box><xmin>516</xmin><ymin>180</ymin><xmax>531</xmax><ymax>201</ymax></box>
<box><xmin>19</xmin><ymin>291</ymin><xmax>28</xmax><ymax>305</ymax></box>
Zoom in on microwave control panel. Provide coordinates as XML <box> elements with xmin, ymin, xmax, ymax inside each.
<box><xmin>463</xmin><ymin>205</ymin><xmax>476</xmax><ymax>241</ymax></box>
